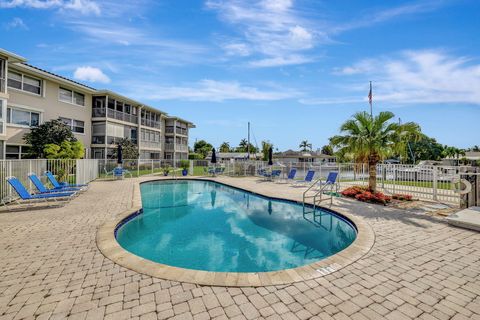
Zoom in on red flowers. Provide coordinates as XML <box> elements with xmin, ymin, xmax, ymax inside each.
<box><xmin>341</xmin><ymin>186</ymin><xmax>391</xmax><ymax>205</ymax></box>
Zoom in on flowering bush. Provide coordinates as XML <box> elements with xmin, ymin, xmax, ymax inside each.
<box><xmin>341</xmin><ymin>186</ymin><xmax>391</xmax><ymax>205</ymax></box>
<box><xmin>392</xmin><ymin>194</ymin><xmax>413</xmax><ymax>201</ymax></box>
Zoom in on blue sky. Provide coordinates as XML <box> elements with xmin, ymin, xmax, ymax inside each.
<box><xmin>1</xmin><ymin>0</ymin><xmax>479</xmax><ymax>151</ymax></box>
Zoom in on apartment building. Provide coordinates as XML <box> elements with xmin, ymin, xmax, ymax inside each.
<box><xmin>0</xmin><ymin>48</ymin><xmax>194</xmax><ymax>160</ymax></box>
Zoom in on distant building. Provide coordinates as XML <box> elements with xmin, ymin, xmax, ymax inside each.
<box><xmin>274</xmin><ymin>150</ymin><xmax>336</xmax><ymax>164</ymax></box>
<box><xmin>205</xmin><ymin>152</ymin><xmax>263</xmax><ymax>161</ymax></box>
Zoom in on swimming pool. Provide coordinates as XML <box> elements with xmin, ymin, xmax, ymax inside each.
<box><xmin>116</xmin><ymin>180</ymin><xmax>357</xmax><ymax>273</ymax></box>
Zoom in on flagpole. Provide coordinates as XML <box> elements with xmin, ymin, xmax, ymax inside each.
<box><xmin>369</xmin><ymin>81</ymin><xmax>373</xmax><ymax>117</ymax></box>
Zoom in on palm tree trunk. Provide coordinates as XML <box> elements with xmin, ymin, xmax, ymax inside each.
<box><xmin>368</xmin><ymin>155</ymin><xmax>379</xmax><ymax>192</ymax></box>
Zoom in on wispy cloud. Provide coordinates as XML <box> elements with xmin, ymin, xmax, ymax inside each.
<box><xmin>0</xmin><ymin>0</ymin><xmax>101</xmax><ymax>15</ymax></box>
<box><xmin>330</xmin><ymin>0</ymin><xmax>449</xmax><ymax>34</ymax></box>
<box><xmin>73</xmin><ymin>66</ymin><xmax>110</xmax><ymax>83</ymax></box>
<box><xmin>304</xmin><ymin>49</ymin><xmax>480</xmax><ymax>106</ymax></box>
<box><xmin>4</xmin><ymin>17</ymin><xmax>28</xmax><ymax>30</ymax></box>
<box><xmin>206</xmin><ymin>0</ymin><xmax>322</xmax><ymax>67</ymax></box>
<box><xmin>124</xmin><ymin>79</ymin><xmax>301</xmax><ymax>102</ymax></box>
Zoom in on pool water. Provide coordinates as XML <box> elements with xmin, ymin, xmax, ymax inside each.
<box><xmin>116</xmin><ymin>180</ymin><xmax>357</xmax><ymax>272</ymax></box>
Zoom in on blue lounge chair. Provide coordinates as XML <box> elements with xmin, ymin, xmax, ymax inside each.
<box><xmin>271</xmin><ymin>169</ymin><xmax>282</xmax><ymax>180</ymax></box>
<box><xmin>292</xmin><ymin>170</ymin><xmax>315</xmax><ymax>186</ymax></box>
<box><xmin>28</xmin><ymin>173</ymin><xmax>82</xmax><ymax>194</ymax></box>
<box><xmin>279</xmin><ymin>168</ymin><xmax>296</xmax><ymax>183</ymax></box>
<box><xmin>318</xmin><ymin>171</ymin><xmax>339</xmax><ymax>192</ymax></box>
<box><xmin>4</xmin><ymin>176</ymin><xmax>76</xmax><ymax>209</ymax></box>
<box><xmin>45</xmin><ymin>171</ymin><xmax>88</xmax><ymax>189</ymax></box>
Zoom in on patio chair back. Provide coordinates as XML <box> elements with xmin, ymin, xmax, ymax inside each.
<box><xmin>113</xmin><ymin>167</ymin><xmax>124</xmax><ymax>177</ymax></box>
<box><xmin>7</xmin><ymin>177</ymin><xmax>32</xmax><ymax>199</ymax></box>
<box><xmin>272</xmin><ymin>170</ymin><xmax>281</xmax><ymax>177</ymax></box>
<box><xmin>304</xmin><ymin>170</ymin><xmax>315</xmax><ymax>182</ymax></box>
<box><xmin>45</xmin><ymin>171</ymin><xmax>61</xmax><ymax>188</ymax></box>
<box><xmin>287</xmin><ymin>168</ymin><xmax>297</xmax><ymax>180</ymax></box>
<box><xmin>28</xmin><ymin>173</ymin><xmax>49</xmax><ymax>193</ymax></box>
<box><xmin>326</xmin><ymin>172</ymin><xmax>338</xmax><ymax>184</ymax></box>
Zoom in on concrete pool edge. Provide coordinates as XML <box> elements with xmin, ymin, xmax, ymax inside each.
<box><xmin>96</xmin><ymin>177</ymin><xmax>375</xmax><ymax>287</ymax></box>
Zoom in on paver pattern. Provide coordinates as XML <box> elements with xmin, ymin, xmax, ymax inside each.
<box><xmin>1</xmin><ymin>177</ymin><xmax>480</xmax><ymax>320</ymax></box>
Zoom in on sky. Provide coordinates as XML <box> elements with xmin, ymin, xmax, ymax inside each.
<box><xmin>1</xmin><ymin>0</ymin><xmax>479</xmax><ymax>151</ymax></box>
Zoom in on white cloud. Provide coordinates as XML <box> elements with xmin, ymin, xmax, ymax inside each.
<box><xmin>73</xmin><ymin>66</ymin><xmax>110</xmax><ymax>83</ymax></box>
<box><xmin>125</xmin><ymin>79</ymin><xmax>300</xmax><ymax>102</ymax></box>
<box><xmin>0</xmin><ymin>0</ymin><xmax>100</xmax><ymax>15</ymax></box>
<box><xmin>306</xmin><ymin>50</ymin><xmax>480</xmax><ymax>106</ymax></box>
<box><xmin>222</xmin><ymin>42</ymin><xmax>251</xmax><ymax>57</ymax></box>
<box><xmin>206</xmin><ymin>0</ymin><xmax>319</xmax><ymax>67</ymax></box>
<box><xmin>4</xmin><ymin>17</ymin><xmax>28</xmax><ymax>30</ymax></box>
<box><xmin>249</xmin><ymin>55</ymin><xmax>313</xmax><ymax>68</ymax></box>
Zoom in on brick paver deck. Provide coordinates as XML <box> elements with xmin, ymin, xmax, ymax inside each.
<box><xmin>1</xmin><ymin>177</ymin><xmax>479</xmax><ymax>320</ymax></box>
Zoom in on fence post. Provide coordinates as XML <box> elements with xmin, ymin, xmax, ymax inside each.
<box><xmin>433</xmin><ymin>168</ymin><xmax>438</xmax><ymax>201</ymax></box>
<box><xmin>393</xmin><ymin>166</ymin><xmax>396</xmax><ymax>195</ymax></box>
<box><xmin>189</xmin><ymin>160</ymin><xmax>193</xmax><ymax>176</ymax></box>
<box><xmin>382</xmin><ymin>164</ymin><xmax>385</xmax><ymax>189</ymax></box>
<box><xmin>137</xmin><ymin>161</ymin><xmax>140</xmax><ymax>177</ymax></box>
<box><xmin>151</xmin><ymin>159</ymin><xmax>154</xmax><ymax>175</ymax></box>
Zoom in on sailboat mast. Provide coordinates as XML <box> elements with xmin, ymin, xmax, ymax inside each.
<box><xmin>247</xmin><ymin>122</ymin><xmax>250</xmax><ymax>159</ymax></box>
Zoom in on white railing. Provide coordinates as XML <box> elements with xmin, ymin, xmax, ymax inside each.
<box><xmin>2</xmin><ymin>158</ymin><xmax>475</xmax><ymax>206</ymax></box>
<box><xmin>0</xmin><ymin>159</ymin><xmax>100</xmax><ymax>204</ymax></box>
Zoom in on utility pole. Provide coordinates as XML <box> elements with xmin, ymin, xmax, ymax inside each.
<box><xmin>247</xmin><ymin>122</ymin><xmax>250</xmax><ymax>159</ymax></box>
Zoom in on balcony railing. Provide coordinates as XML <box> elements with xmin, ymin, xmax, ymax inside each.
<box><xmin>92</xmin><ymin>136</ymin><xmax>105</xmax><ymax>144</ymax></box>
<box><xmin>107</xmin><ymin>109</ymin><xmax>138</xmax><ymax>124</ymax></box>
<box><xmin>176</xmin><ymin>128</ymin><xmax>188</xmax><ymax>135</ymax></box>
<box><xmin>141</xmin><ymin>118</ymin><xmax>161</xmax><ymax>129</ymax></box>
<box><xmin>165</xmin><ymin>143</ymin><xmax>188</xmax><ymax>152</ymax></box>
<box><xmin>141</xmin><ymin>141</ymin><xmax>162</xmax><ymax>149</ymax></box>
<box><xmin>165</xmin><ymin>127</ymin><xmax>174</xmax><ymax>134</ymax></box>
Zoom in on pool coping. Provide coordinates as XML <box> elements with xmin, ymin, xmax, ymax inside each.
<box><xmin>96</xmin><ymin>177</ymin><xmax>375</xmax><ymax>287</ymax></box>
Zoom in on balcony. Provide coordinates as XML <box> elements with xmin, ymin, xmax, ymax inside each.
<box><xmin>141</xmin><ymin>141</ymin><xmax>162</xmax><ymax>149</ymax></box>
<box><xmin>165</xmin><ymin>143</ymin><xmax>188</xmax><ymax>152</ymax></box>
<box><xmin>176</xmin><ymin>128</ymin><xmax>188</xmax><ymax>135</ymax></box>
<box><xmin>0</xmin><ymin>78</ymin><xmax>5</xmax><ymax>94</ymax></box>
<box><xmin>141</xmin><ymin>118</ymin><xmax>161</xmax><ymax>129</ymax></box>
<box><xmin>165</xmin><ymin>127</ymin><xmax>174</xmax><ymax>134</ymax></box>
<box><xmin>92</xmin><ymin>136</ymin><xmax>105</xmax><ymax>144</ymax></box>
<box><xmin>92</xmin><ymin>108</ymin><xmax>138</xmax><ymax>125</ymax></box>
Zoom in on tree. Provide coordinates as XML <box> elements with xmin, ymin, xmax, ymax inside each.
<box><xmin>118</xmin><ymin>138</ymin><xmax>139</xmax><ymax>159</ymax></box>
<box><xmin>193</xmin><ymin>140</ymin><xmax>213</xmax><ymax>159</ymax></box>
<box><xmin>299</xmin><ymin>140</ymin><xmax>312</xmax><ymax>152</ymax></box>
<box><xmin>330</xmin><ymin>111</ymin><xmax>421</xmax><ymax>192</ymax></box>
<box><xmin>261</xmin><ymin>140</ymin><xmax>273</xmax><ymax>161</ymax></box>
<box><xmin>407</xmin><ymin>134</ymin><xmax>444</xmax><ymax>163</ymax></box>
<box><xmin>236</xmin><ymin>139</ymin><xmax>258</xmax><ymax>153</ymax></box>
<box><xmin>24</xmin><ymin>120</ymin><xmax>76</xmax><ymax>158</ymax></box>
<box><xmin>321</xmin><ymin>145</ymin><xmax>333</xmax><ymax>155</ymax></box>
<box><xmin>44</xmin><ymin>141</ymin><xmax>84</xmax><ymax>159</ymax></box>
<box><xmin>219</xmin><ymin>142</ymin><xmax>231</xmax><ymax>153</ymax></box>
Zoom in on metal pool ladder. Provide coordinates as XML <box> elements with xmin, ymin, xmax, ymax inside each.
<box><xmin>302</xmin><ymin>177</ymin><xmax>335</xmax><ymax>214</ymax></box>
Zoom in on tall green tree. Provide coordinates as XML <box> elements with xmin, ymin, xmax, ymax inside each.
<box><xmin>219</xmin><ymin>142</ymin><xmax>231</xmax><ymax>153</ymax></box>
<box><xmin>44</xmin><ymin>141</ymin><xmax>84</xmax><ymax>159</ymax></box>
<box><xmin>299</xmin><ymin>140</ymin><xmax>312</xmax><ymax>152</ymax></box>
<box><xmin>321</xmin><ymin>145</ymin><xmax>334</xmax><ymax>155</ymax></box>
<box><xmin>193</xmin><ymin>140</ymin><xmax>213</xmax><ymax>159</ymax></box>
<box><xmin>118</xmin><ymin>138</ymin><xmax>139</xmax><ymax>159</ymax></box>
<box><xmin>406</xmin><ymin>134</ymin><xmax>444</xmax><ymax>163</ymax></box>
<box><xmin>236</xmin><ymin>139</ymin><xmax>258</xmax><ymax>153</ymax></box>
<box><xmin>261</xmin><ymin>140</ymin><xmax>273</xmax><ymax>161</ymax></box>
<box><xmin>330</xmin><ymin>111</ymin><xmax>421</xmax><ymax>192</ymax></box>
<box><xmin>24</xmin><ymin>119</ymin><xmax>76</xmax><ymax>158</ymax></box>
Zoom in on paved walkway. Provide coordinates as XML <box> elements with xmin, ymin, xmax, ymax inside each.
<box><xmin>0</xmin><ymin>177</ymin><xmax>479</xmax><ymax>320</ymax></box>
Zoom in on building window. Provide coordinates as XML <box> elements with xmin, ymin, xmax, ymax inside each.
<box><xmin>59</xmin><ymin>87</ymin><xmax>85</xmax><ymax>106</ymax></box>
<box><xmin>7</xmin><ymin>71</ymin><xmax>42</xmax><ymax>95</ymax></box>
<box><xmin>5</xmin><ymin>145</ymin><xmax>32</xmax><ymax>159</ymax></box>
<box><xmin>59</xmin><ymin>117</ymin><xmax>84</xmax><ymax>134</ymax></box>
<box><xmin>7</xmin><ymin>107</ymin><xmax>40</xmax><ymax>127</ymax></box>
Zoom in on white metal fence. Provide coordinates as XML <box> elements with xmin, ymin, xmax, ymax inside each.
<box><xmin>0</xmin><ymin>159</ymin><xmax>101</xmax><ymax>203</ymax></box>
<box><xmin>2</xmin><ymin>158</ymin><xmax>477</xmax><ymax>206</ymax></box>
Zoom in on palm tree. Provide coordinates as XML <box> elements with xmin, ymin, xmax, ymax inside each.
<box><xmin>219</xmin><ymin>142</ymin><xmax>231</xmax><ymax>153</ymax></box>
<box><xmin>238</xmin><ymin>139</ymin><xmax>248</xmax><ymax>152</ymax></box>
<box><xmin>331</xmin><ymin>111</ymin><xmax>421</xmax><ymax>192</ymax></box>
<box><xmin>299</xmin><ymin>140</ymin><xmax>312</xmax><ymax>152</ymax></box>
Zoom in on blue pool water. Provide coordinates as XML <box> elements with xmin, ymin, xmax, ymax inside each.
<box><xmin>116</xmin><ymin>180</ymin><xmax>357</xmax><ymax>272</ymax></box>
